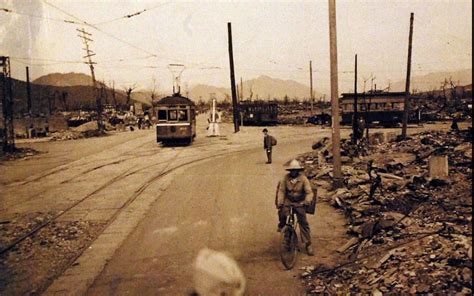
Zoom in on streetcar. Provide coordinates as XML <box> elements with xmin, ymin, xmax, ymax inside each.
<box><xmin>238</xmin><ymin>101</ymin><xmax>278</xmax><ymax>125</ymax></box>
<box><xmin>153</xmin><ymin>93</ymin><xmax>196</xmax><ymax>145</ymax></box>
<box><xmin>340</xmin><ymin>91</ymin><xmax>419</xmax><ymax>127</ymax></box>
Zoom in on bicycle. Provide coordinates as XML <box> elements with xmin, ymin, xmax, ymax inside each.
<box><xmin>279</xmin><ymin>203</ymin><xmax>304</xmax><ymax>270</ymax></box>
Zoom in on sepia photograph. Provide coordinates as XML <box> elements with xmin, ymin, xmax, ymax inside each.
<box><xmin>0</xmin><ymin>0</ymin><xmax>472</xmax><ymax>295</ymax></box>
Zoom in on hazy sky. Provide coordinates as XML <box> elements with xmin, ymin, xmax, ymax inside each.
<box><xmin>1</xmin><ymin>0</ymin><xmax>472</xmax><ymax>96</ymax></box>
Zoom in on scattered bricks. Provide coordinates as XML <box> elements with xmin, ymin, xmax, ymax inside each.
<box><xmin>300</xmin><ymin>129</ymin><xmax>472</xmax><ymax>294</ymax></box>
<box><xmin>385</xmin><ymin>132</ymin><xmax>398</xmax><ymax>142</ymax></box>
<box><xmin>369</xmin><ymin>132</ymin><xmax>385</xmax><ymax>145</ymax></box>
<box><xmin>429</xmin><ymin>155</ymin><xmax>449</xmax><ymax>180</ymax></box>
<box><xmin>360</xmin><ymin>220</ymin><xmax>376</xmax><ymax>238</ymax></box>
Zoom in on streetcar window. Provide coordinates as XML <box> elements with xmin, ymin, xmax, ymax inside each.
<box><xmin>158</xmin><ymin>110</ymin><xmax>167</xmax><ymax>120</ymax></box>
<box><xmin>168</xmin><ymin>110</ymin><xmax>178</xmax><ymax>121</ymax></box>
<box><xmin>178</xmin><ymin>110</ymin><xmax>188</xmax><ymax>121</ymax></box>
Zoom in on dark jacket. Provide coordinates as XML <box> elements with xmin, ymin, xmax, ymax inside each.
<box><xmin>264</xmin><ymin>135</ymin><xmax>274</xmax><ymax>150</ymax></box>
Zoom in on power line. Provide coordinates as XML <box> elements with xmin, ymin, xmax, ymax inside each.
<box><xmin>91</xmin><ymin>2</ymin><xmax>171</xmax><ymax>26</ymax></box>
<box><xmin>42</xmin><ymin>0</ymin><xmax>161</xmax><ymax>59</ymax></box>
<box><xmin>0</xmin><ymin>7</ymin><xmax>81</xmax><ymax>24</ymax></box>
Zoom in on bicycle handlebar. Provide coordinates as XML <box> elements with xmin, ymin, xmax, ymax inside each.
<box><xmin>281</xmin><ymin>202</ymin><xmax>306</xmax><ymax>208</ymax></box>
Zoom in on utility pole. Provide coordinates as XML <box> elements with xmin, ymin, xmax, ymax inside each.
<box><xmin>77</xmin><ymin>28</ymin><xmax>102</xmax><ymax>132</ymax></box>
<box><xmin>26</xmin><ymin>67</ymin><xmax>32</xmax><ymax>115</ymax></box>
<box><xmin>227</xmin><ymin>22</ymin><xmax>239</xmax><ymax>133</ymax></box>
<box><xmin>236</xmin><ymin>83</ymin><xmax>240</xmax><ymax>103</ymax></box>
<box><xmin>401</xmin><ymin>12</ymin><xmax>414</xmax><ymax>139</ymax></box>
<box><xmin>1</xmin><ymin>56</ymin><xmax>15</xmax><ymax>152</ymax></box>
<box><xmin>111</xmin><ymin>81</ymin><xmax>117</xmax><ymax>109</ymax></box>
<box><xmin>328</xmin><ymin>0</ymin><xmax>342</xmax><ymax>188</ymax></box>
<box><xmin>310</xmin><ymin>60</ymin><xmax>314</xmax><ymax>115</ymax></box>
<box><xmin>352</xmin><ymin>54</ymin><xmax>358</xmax><ymax>144</ymax></box>
<box><xmin>240</xmin><ymin>77</ymin><xmax>243</xmax><ymax>101</ymax></box>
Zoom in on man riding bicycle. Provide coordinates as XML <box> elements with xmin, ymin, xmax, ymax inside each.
<box><xmin>276</xmin><ymin>159</ymin><xmax>314</xmax><ymax>256</ymax></box>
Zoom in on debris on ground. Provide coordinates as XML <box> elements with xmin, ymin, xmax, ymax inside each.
<box><xmin>50</xmin><ymin>121</ymin><xmax>111</xmax><ymax>141</ymax></box>
<box><xmin>0</xmin><ymin>147</ymin><xmax>41</xmax><ymax>161</ymax></box>
<box><xmin>0</xmin><ymin>212</ymin><xmax>105</xmax><ymax>295</ymax></box>
<box><xmin>299</xmin><ymin>128</ymin><xmax>472</xmax><ymax>294</ymax></box>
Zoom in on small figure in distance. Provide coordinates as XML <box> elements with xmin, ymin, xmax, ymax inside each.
<box><xmin>263</xmin><ymin>128</ymin><xmax>277</xmax><ymax>164</ymax></box>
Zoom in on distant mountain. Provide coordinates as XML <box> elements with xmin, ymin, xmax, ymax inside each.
<box><xmin>391</xmin><ymin>69</ymin><xmax>472</xmax><ymax>92</ymax></box>
<box><xmin>242</xmin><ymin>75</ymin><xmax>324</xmax><ymax>100</ymax></box>
<box><xmin>187</xmin><ymin>75</ymin><xmax>325</xmax><ymax>102</ymax></box>
<box><xmin>132</xmin><ymin>91</ymin><xmax>154</xmax><ymax>106</ymax></box>
<box><xmin>33</xmin><ymin>72</ymin><xmax>95</xmax><ymax>87</ymax></box>
<box><xmin>187</xmin><ymin>84</ymin><xmax>230</xmax><ymax>102</ymax></box>
<box><xmin>2</xmin><ymin>77</ymin><xmax>136</xmax><ymax>115</ymax></box>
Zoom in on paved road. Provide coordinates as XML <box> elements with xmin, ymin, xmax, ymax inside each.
<box><xmin>86</xmin><ymin>138</ymin><xmax>348</xmax><ymax>295</ymax></box>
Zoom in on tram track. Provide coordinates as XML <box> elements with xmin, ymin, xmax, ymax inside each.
<box><xmin>0</xmin><ymin>144</ymin><xmax>250</xmax><ymax>258</ymax></box>
<box><xmin>4</xmin><ymin>135</ymin><xmax>224</xmax><ymax>188</ymax></box>
<box><xmin>3</xmin><ymin>132</ymin><xmax>155</xmax><ymax>187</ymax></box>
<box><xmin>0</xmin><ymin>144</ymin><xmax>258</xmax><ymax>295</ymax></box>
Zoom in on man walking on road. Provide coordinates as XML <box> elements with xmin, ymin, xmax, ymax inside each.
<box><xmin>263</xmin><ymin>128</ymin><xmax>276</xmax><ymax>164</ymax></box>
<box><xmin>276</xmin><ymin>159</ymin><xmax>314</xmax><ymax>256</ymax></box>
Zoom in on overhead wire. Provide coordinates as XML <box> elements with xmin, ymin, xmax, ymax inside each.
<box><xmin>91</xmin><ymin>2</ymin><xmax>171</xmax><ymax>26</ymax></box>
<box><xmin>0</xmin><ymin>7</ymin><xmax>81</xmax><ymax>24</ymax></box>
<box><xmin>41</xmin><ymin>0</ymin><xmax>167</xmax><ymax>60</ymax></box>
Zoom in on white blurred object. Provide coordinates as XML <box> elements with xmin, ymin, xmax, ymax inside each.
<box><xmin>207</xmin><ymin>98</ymin><xmax>220</xmax><ymax>137</ymax></box>
<box><xmin>193</xmin><ymin>248</ymin><xmax>246</xmax><ymax>296</ymax></box>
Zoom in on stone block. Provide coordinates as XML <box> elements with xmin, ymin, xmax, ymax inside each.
<box><xmin>429</xmin><ymin>155</ymin><xmax>449</xmax><ymax>179</ymax></box>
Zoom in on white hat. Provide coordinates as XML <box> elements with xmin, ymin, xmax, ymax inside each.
<box><xmin>286</xmin><ymin>159</ymin><xmax>304</xmax><ymax>170</ymax></box>
<box><xmin>193</xmin><ymin>248</ymin><xmax>246</xmax><ymax>296</ymax></box>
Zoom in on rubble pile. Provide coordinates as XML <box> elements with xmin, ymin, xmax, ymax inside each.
<box><xmin>278</xmin><ymin>105</ymin><xmax>308</xmax><ymax>125</ymax></box>
<box><xmin>50</xmin><ymin>121</ymin><xmax>111</xmax><ymax>141</ymax></box>
<box><xmin>50</xmin><ymin>130</ymin><xmax>85</xmax><ymax>141</ymax></box>
<box><xmin>0</xmin><ymin>212</ymin><xmax>55</xmax><ymax>250</ymax></box>
<box><xmin>299</xmin><ymin>130</ymin><xmax>472</xmax><ymax>294</ymax></box>
<box><xmin>0</xmin><ymin>218</ymin><xmax>105</xmax><ymax>295</ymax></box>
<box><xmin>0</xmin><ymin>147</ymin><xmax>41</xmax><ymax>161</ymax></box>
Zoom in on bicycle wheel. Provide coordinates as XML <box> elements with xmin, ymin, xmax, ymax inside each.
<box><xmin>279</xmin><ymin>226</ymin><xmax>298</xmax><ymax>270</ymax></box>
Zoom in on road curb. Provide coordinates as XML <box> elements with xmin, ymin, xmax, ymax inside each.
<box><xmin>43</xmin><ymin>169</ymin><xmax>179</xmax><ymax>295</ymax></box>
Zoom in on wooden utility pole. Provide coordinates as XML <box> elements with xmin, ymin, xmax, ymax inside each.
<box><xmin>240</xmin><ymin>77</ymin><xmax>243</xmax><ymax>101</ymax></box>
<box><xmin>111</xmin><ymin>81</ymin><xmax>117</xmax><ymax>108</ymax></box>
<box><xmin>310</xmin><ymin>60</ymin><xmax>314</xmax><ymax>115</ymax></box>
<box><xmin>1</xmin><ymin>56</ymin><xmax>15</xmax><ymax>152</ymax></box>
<box><xmin>401</xmin><ymin>13</ymin><xmax>414</xmax><ymax>139</ymax></box>
<box><xmin>77</xmin><ymin>28</ymin><xmax>102</xmax><ymax>132</ymax></box>
<box><xmin>352</xmin><ymin>54</ymin><xmax>358</xmax><ymax>144</ymax></box>
<box><xmin>227</xmin><ymin>22</ymin><xmax>239</xmax><ymax>133</ymax></box>
<box><xmin>328</xmin><ymin>0</ymin><xmax>342</xmax><ymax>188</ymax></box>
<box><xmin>26</xmin><ymin>67</ymin><xmax>32</xmax><ymax>115</ymax></box>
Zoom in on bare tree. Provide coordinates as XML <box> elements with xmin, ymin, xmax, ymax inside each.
<box><xmin>110</xmin><ymin>81</ymin><xmax>117</xmax><ymax>108</ymax></box>
<box><xmin>60</xmin><ymin>92</ymin><xmax>69</xmax><ymax>111</ymax></box>
<box><xmin>124</xmin><ymin>84</ymin><xmax>137</xmax><ymax>110</ymax></box>
<box><xmin>150</xmin><ymin>77</ymin><xmax>158</xmax><ymax>103</ymax></box>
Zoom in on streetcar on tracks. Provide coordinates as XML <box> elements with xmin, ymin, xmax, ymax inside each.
<box><xmin>340</xmin><ymin>91</ymin><xmax>419</xmax><ymax>127</ymax></box>
<box><xmin>152</xmin><ymin>93</ymin><xmax>196</xmax><ymax>145</ymax></box>
<box><xmin>238</xmin><ymin>100</ymin><xmax>278</xmax><ymax>125</ymax></box>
